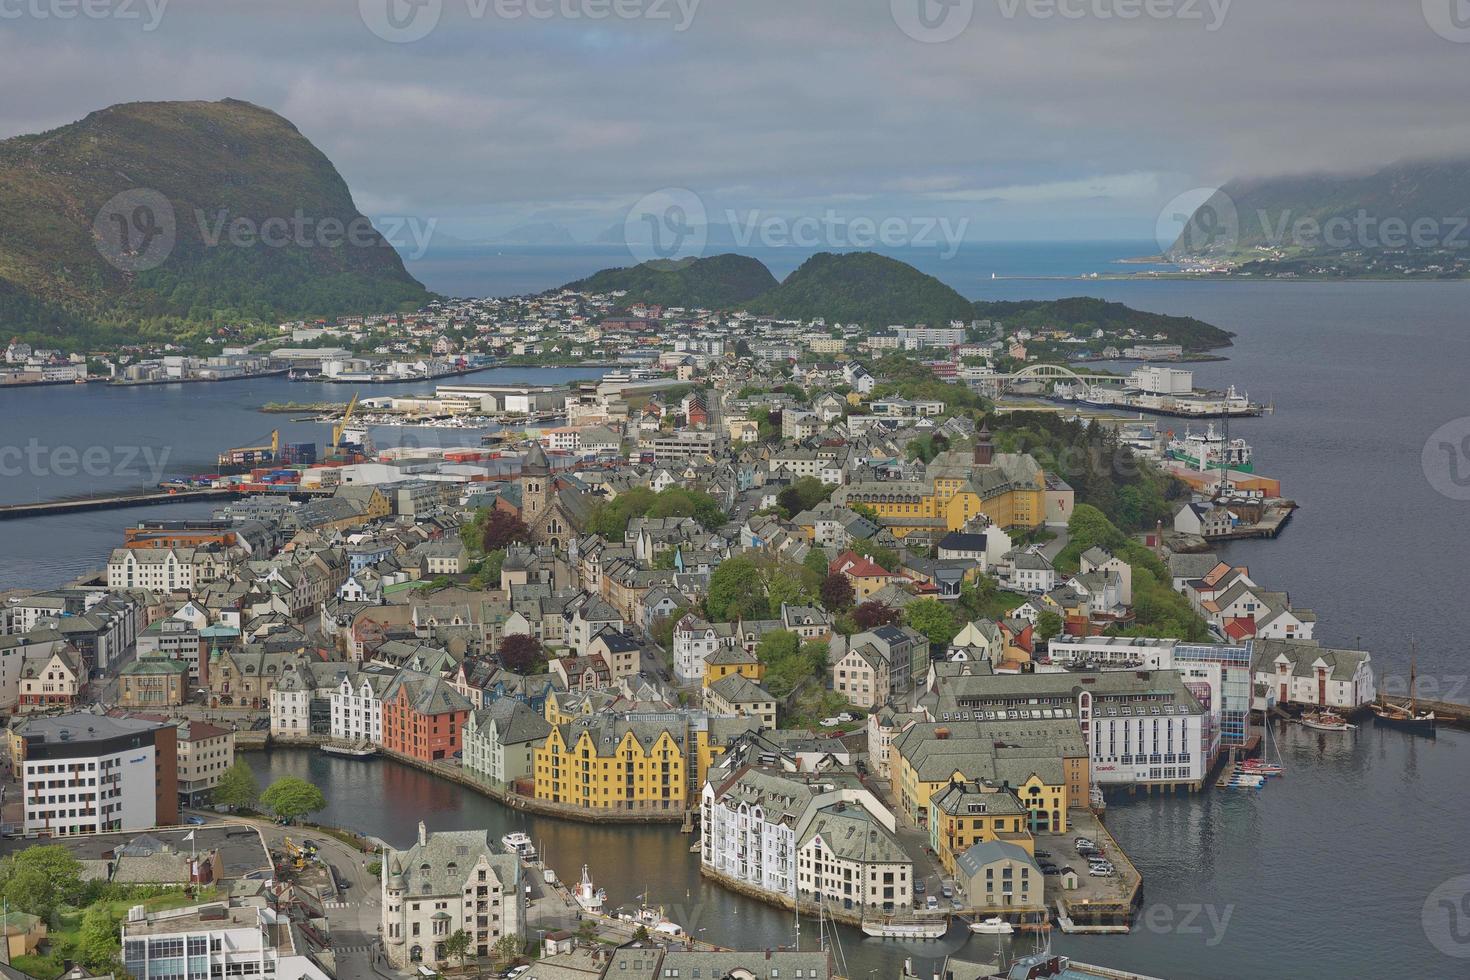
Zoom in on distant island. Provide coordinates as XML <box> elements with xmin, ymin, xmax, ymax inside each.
<box><xmin>1168</xmin><ymin>157</ymin><xmax>1470</xmax><ymax>279</ymax></box>
<box><xmin>555</xmin><ymin>251</ymin><xmax>1232</xmax><ymax>351</ymax></box>
<box><xmin>0</xmin><ymin>98</ymin><xmax>431</xmax><ymax>348</ymax></box>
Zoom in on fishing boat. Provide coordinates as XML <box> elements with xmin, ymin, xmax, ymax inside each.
<box><xmin>1299</xmin><ymin>709</ymin><xmax>1354</xmax><ymax>732</ymax></box>
<box><xmin>501</xmin><ymin>832</ymin><xmax>537</xmax><ymax>859</ymax></box>
<box><xmin>618</xmin><ymin>905</ymin><xmax>684</xmax><ymax>938</ymax></box>
<box><xmin>321</xmin><ymin>740</ymin><xmax>377</xmax><ymax>759</ymax></box>
<box><xmin>969</xmin><ymin>916</ymin><xmax>1015</xmax><ymax>935</ymax></box>
<box><xmin>1166</xmin><ymin>422</ymin><xmax>1254</xmax><ymax>472</ymax></box>
<box><xmin>1372</xmin><ymin>652</ymin><xmax>1436</xmax><ymax>738</ymax></box>
<box><xmin>573</xmin><ymin>864</ymin><xmax>606</xmax><ymax>913</ymax></box>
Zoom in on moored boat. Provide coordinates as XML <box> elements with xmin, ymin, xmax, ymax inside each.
<box><xmin>970</xmin><ymin>916</ymin><xmax>1015</xmax><ymax>935</ymax></box>
<box><xmin>501</xmin><ymin>832</ymin><xmax>537</xmax><ymax>859</ymax></box>
<box><xmin>1166</xmin><ymin>422</ymin><xmax>1254</xmax><ymax>472</ymax></box>
<box><xmin>1371</xmin><ymin>652</ymin><xmax>1436</xmax><ymax>738</ymax></box>
<box><xmin>1298</xmin><ymin>709</ymin><xmax>1354</xmax><ymax>732</ymax></box>
<box><xmin>574</xmin><ymin>864</ymin><xmax>606</xmax><ymax>913</ymax></box>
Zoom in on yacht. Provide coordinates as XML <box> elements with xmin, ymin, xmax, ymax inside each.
<box><xmin>501</xmin><ymin>832</ymin><xmax>537</xmax><ymax>859</ymax></box>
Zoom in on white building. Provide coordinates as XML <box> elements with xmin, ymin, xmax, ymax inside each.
<box><xmin>19</xmin><ymin>714</ymin><xmax>169</xmax><ymax>836</ymax></box>
<box><xmin>330</xmin><ymin>672</ymin><xmax>390</xmax><ymax>744</ymax></box>
<box><xmin>123</xmin><ymin>901</ymin><xmax>332</xmax><ymax>980</ymax></box>
<box><xmin>382</xmin><ymin>823</ymin><xmax>525</xmax><ymax>968</ymax></box>
<box><xmin>673</xmin><ymin>613</ymin><xmax>720</xmax><ymax>681</ymax></box>
<box><xmin>701</xmin><ymin>767</ymin><xmax>906</xmax><ymax>910</ymax></box>
<box><xmin>1251</xmin><ymin>639</ymin><xmax>1375</xmax><ymax>711</ymax></box>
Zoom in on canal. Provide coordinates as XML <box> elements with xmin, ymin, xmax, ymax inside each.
<box><xmin>247</xmin><ymin>719</ymin><xmax>1470</xmax><ymax>979</ymax></box>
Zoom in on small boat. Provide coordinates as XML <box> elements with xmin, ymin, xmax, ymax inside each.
<box><xmin>501</xmin><ymin>832</ymin><xmax>537</xmax><ymax>859</ymax></box>
<box><xmin>1371</xmin><ymin>651</ymin><xmax>1436</xmax><ymax>738</ymax></box>
<box><xmin>970</xmin><ymin>916</ymin><xmax>1015</xmax><ymax>935</ymax></box>
<box><xmin>1223</xmin><ymin>772</ymin><xmax>1264</xmax><ymax>789</ymax></box>
<box><xmin>1238</xmin><ymin>761</ymin><xmax>1284</xmax><ymax>777</ymax></box>
<box><xmin>321</xmin><ymin>741</ymin><xmax>377</xmax><ymax>759</ymax></box>
<box><xmin>574</xmin><ymin>864</ymin><xmax>606</xmax><ymax>913</ymax></box>
<box><xmin>618</xmin><ymin>904</ymin><xmax>684</xmax><ymax>938</ymax></box>
<box><xmin>1298</xmin><ymin>709</ymin><xmax>1354</xmax><ymax>732</ymax></box>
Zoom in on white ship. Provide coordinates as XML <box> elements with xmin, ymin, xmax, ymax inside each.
<box><xmin>573</xmin><ymin>864</ymin><xmax>606</xmax><ymax>913</ymax></box>
<box><xmin>501</xmin><ymin>832</ymin><xmax>537</xmax><ymax>859</ymax></box>
<box><xmin>1166</xmin><ymin>423</ymin><xmax>1254</xmax><ymax>472</ymax></box>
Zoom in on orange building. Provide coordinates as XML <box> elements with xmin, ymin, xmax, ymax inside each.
<box><xmin>381</xmin><ymin>671</ymin><xmax>473</xmax><ymax>762</ymax></box>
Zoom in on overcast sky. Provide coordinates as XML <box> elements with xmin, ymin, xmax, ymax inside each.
<box><xmin>4</xmin><ymin>0</ymin><xmax>1468</xmax><ymax>243</ymax></box>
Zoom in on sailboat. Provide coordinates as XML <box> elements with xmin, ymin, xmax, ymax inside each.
<box><xmin>1239</xmin><ymin>715</ymin><xmax>1285</xmax><ymax>777</ymax></box>
<box><xmin>1372</xmin><ymin>648</ymin><xmax>1436</xmax><ymax>737</ymax></box>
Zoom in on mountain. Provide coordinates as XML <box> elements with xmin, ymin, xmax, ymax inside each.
<box><xmin>491</xmin><ymin>222</ymin><xmax>577</xmax><ymax>245</ymax></box>
<box><xmin>972</xmin><ymin>297</ymin><xmax>1232</xmax><ymax>351</ymax></box>
<box><xmin>558</xmin><ymin>253</ymin><xmax>778</xmax><ymax>308</ymax></box>
<box><xmin>0</xmin><ymin>98</ymin><xmax>431</xmax><ymax>345</ymax></box>
<box><xmin>743</xmin><ymin>251</ymin><xmax>974</xmax><ymax>326</ymax></box>
<box><xmin>1169</xmin><ymin>158</ymin><xmax>1470</xmax><ymax>277</ymax></box>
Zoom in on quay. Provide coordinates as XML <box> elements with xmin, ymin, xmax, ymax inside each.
<box><xmin>0</xmin><ymin>486</ymin><xmax>330</xmax><ymax>521</ymax></box>
<box><xmin>107</xmin><ymin>368</ymin><xmax>291</xmax><ymax>387</ymax></box>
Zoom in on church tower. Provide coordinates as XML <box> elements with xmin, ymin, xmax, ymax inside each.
<box><xmin>521</xmin><ymin>441</ymin><xmax>551</xmax><ymax>520</ymax></box>
<box><xmin>973</xmin><ymin>421</ymin><xmax>994</xmax><ymax>466</ymax></box>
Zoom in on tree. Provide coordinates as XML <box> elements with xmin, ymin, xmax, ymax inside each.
<box><xmin>213</xmin><ymin>761</ymin><xmax>259</xmax><ymax>810</ymax></box>
<box><xmin>802</xmin><ymin>547</ymin><xmax>830</xmax><ymax>580</ymax></box>
<box><xmin>259</xmin><ymin>777</ymin><xmax>326</xmax><ymax>823</ymax></box>
<box><xmin>853</xmin><ymin>601</ymin><xmax>901</xmax><ymax>631</ymax></box>
<box><xmin>480</xmin><ymin>510</ymin><xmax>532</xmax><ymax>551</ymax></box>
<box><xmin>0</xmin><ymin>845</ymin><xmax>84</xmax><ymax>922</ymax></box>
<box><xmin>492</xmin><ymin>935</ymin><xmax>522</xmax><ymax>967</ymax></box>
<box><xmin>498</xmin><ymin>633</ymin><xmax>546</xmax><ymax>674</ymax></box>
<box><xmin>905</xmin><ymin>598</ymin><xmax>959</xmax><ymax>647</ymax></box>
<box><xmin>632</xmin><ymin>925</ymin><xmax>650</xmax><ymax>942</ymax></box>
<box><xmin>443</xmin><ymin>929</ymin><xmax>471</xmax><ymax>964</ymax></box>
<box><xmin>1035</xmin><ymin>611</ymin><xmax>1064</xmax><ymax>645</ymax></box>
<box><xmin>478</xmin><ymin>549</ymin><xmax>506</xmax><ymax>589</ymax></box>
<box><xmin>705</xmin><ymin>556</ymin><xmax>769</xmax><ymax>622</ymax></box>
<box><xmin>819</xmin><ymin>573</ymin><xmax>854</xmax><ymax>613</ymax></box>
<box><xmin>76</xmin><ymin>905</ymin><xmax>123</xmax><ymax>972</ymax></box>
<box><xmin>650</xmin><ymin>609</ymin><xmax>685</xmax><ymax>650</ymax></box>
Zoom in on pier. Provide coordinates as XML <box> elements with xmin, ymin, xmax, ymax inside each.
<box><xmin>0</xmin><ymin>487</ymin><xmax>242</xmax><ymax>520</ymax></box>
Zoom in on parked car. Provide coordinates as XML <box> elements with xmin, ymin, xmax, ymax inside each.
<box><xmin>941</xmin><ymin>884</ymin><xmax>953</xmax><ymax>899</ymax></box>
<box><xmin>1089</xmin><ymin>867</ymin><xmax>1115</xmax><ymax>877</ymax></box>
<box><xmin>914</xmin><ymin>880</ymin><xmax>926</xmax><ymax>894</ymax></box>
<box><xmin>1034</xmin><ymin>850</ymin><xmax>1051</xmax><ymax>859</ymax></box>
<box><xmin>819</xmin><ymin>717</ymin><xmax>843</xmax><ymax>727</ymax></box>
<box><xmin>1074</xmin><ymin>837</ymin><xmax>1096</xmax><ymax>848</ymax></box>
<box><xmin>926</xmin><ymin>896</ymin><xmax>940</xmax><ymax>910</ymax></box>
<box><xmin>1042</xmin><ymin>866</ymin><xmax>1062</xmax><ymax>876</ymax></box>
<box><xmin>184</xmin><ymin>815</ymin><xmax>205</xmax><ymax>826</ymax></box>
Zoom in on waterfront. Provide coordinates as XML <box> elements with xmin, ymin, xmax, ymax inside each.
<box><xmin>248</xmin><ymin>720</ymin><xmax>1470</xmax><ymax>979</ymax></box>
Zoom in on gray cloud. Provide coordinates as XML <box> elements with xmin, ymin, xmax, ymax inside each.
<box><xmin>0</xmin><ymin>0</ymin><xmax>1466</xmax><ymax>240</ymax></box>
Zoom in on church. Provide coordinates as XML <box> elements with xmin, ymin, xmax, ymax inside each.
<box><xmin>518</xmin><ymin>442</ymin><xmax>594</xmax><ymax>550</ymax></box>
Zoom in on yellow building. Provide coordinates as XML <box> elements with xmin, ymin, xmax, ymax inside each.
<box><xmin>702</xmin><ymin>647</ymin><xmax>765</xmax><ymax>688</ymax></box>
<box><xmin>833</xmin><ymin>434</ymin><xmax>1047</xmax><ymax>538</ymax></box>
<box><xmin>893</xmin><ymin>722</ymin><xmax>1072</xmax><ymax>834</ymax></box>
<box><xmin>532</xmin><ymin>713</ymin><xmax>756</xmax><ymax>812</ymax></box>
<box><xmin>928</xmin><ymin>779</ymin><xmax>1035</xmax><ymax>877</ymax></box>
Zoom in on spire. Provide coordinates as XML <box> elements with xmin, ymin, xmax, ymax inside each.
<box><xmin>974</xmin><ymin>420</ymin><xmax>994</xmax><ymax>466</ymax></box>
<box><xmin>523</xmin><ymin>441</ymin><xmax>550</xmax><ymax>476</ymax></box>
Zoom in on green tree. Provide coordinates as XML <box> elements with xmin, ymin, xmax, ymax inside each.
<box><xmin>905</xmin><ymin>598</ymin><xmax>960</xmax><ymax>647</ymax></box>
<box><xmin>480</xmin><ymin>549</ymin><xmax>506</xmax><ymax>589</ymax></box>
<box><xmin>259</xmin><ymin>776</ymin><xmax>327</xmax><ymax>822</ymax></box>
<box><xmin>1035</xmin><ymin>611</ymin><xmax>1064</xmax><ymax>645</ymax></box>
<box><xmin>632</xmin><ymin>925</ymin><xmax>650</xmax><ymax>942</ymax></box>
<box><xmin>213</xmin><ymin>761</ymin><xmax>259</xmax><ymax>810</ymax></box>
<box><xmin>76</xmin><ymin>905</ymin><xmax>123</xmax><ymax>972</ymax></box>
<box><xmin>0</xmin><ymin>845</ymin><xmax>84</xmax><ymax>922</ymax></box>
<box><xmin>705</xmin><ymin>556</ymin><xmax>769</xmax><ymax>622</ymax></box>
<box><xmin>443</xmin><ymin>929</ymin><xmax>471</xmax><ymax>964</ymax></box>
<box><xmin>492</xmin><ymin>934</ymin><xmax>522</xmax><ymax>967</ymax></box>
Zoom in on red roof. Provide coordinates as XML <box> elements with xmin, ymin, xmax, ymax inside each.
<box><xmin>830</xmin><ymin>550</ymin><xmax>895</xmax><ymax>579</ymax></box>
<box><xmin>1223</xmin><ymin>618</ymin><xmax>1257</xmax><ymax>640</ymax></box>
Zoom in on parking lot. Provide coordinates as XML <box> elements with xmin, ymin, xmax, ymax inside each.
<box><xmin>1035</xmin><ymin>810</ymin><xmax>1140</xmax><ymax>910</ymax></box>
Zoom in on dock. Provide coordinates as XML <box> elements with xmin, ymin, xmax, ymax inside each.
<box><xmin>0</xmin><ymin>487</ymin><xmax>242</xmax><ymax>520</ymax></box>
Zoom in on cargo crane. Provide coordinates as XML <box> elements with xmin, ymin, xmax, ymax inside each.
<box><xmin>326</xmin><ymin>392</ymin><xmax>373</xmax><ymax>462</ymax></box>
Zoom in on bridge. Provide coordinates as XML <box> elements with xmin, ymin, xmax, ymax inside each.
<box><xmin>984</xmin><ymin>364</ymin><xmax>1130</xmax><ymax>386</ymax></box>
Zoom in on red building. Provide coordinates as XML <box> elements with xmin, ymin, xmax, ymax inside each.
<box><xmin>381</xmin><ymin>671</ymin><xmax>472</xmax><ymax>761</ymax></box>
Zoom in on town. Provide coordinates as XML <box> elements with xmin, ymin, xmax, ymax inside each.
<box><xmin>0</xmin><ymin>289</ymin><xmax>1384</xmax><ymax>980</ymax></box>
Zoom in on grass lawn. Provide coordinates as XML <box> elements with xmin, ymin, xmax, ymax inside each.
<box><xmin>12</xmin><ymin>888</ymin><xmax>219</xmax><ymax>980</ymax></box>
<box><xmin>972</xmin><ymin>590</ymin><xmax>1029</xmax><ymax>620</ymax></box>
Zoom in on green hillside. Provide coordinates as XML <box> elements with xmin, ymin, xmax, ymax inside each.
<box><xmin>0</xmin><ymin>98</ymin><xmax>430</xmax><ymax>347</ymax></box>
<box><xmin>744</xmin><ymin>251</ymin><xmax>975</xmax><ymax>326</ymax></box>
<box><xmin>973</xmin><ymin>297</ymin><xmax>1232</xmax><ymax>350</ymax></box>
<box><xmin>558</xmin><ymin>253</ymin><xmax>777</xmax><ymax>308</ymax></box>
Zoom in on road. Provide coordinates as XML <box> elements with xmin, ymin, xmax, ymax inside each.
<box><xmin>193</xmin><ymin>811</ymin><xmax>393</xmax><ymax>980</ymax></box>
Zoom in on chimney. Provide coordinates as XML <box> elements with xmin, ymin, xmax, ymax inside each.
<box><xmin>417</xmin><ymin>821</ymin><xmax>428</xmax><ymax>847</ymax></box>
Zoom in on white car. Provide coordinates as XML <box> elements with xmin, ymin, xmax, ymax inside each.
<box><xmin>819</xmin><ymin>716</ymin><xmax>843</xmax><ymax>727</ymax></box>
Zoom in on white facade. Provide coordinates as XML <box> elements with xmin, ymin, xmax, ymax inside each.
<box><xmin>122</xmin><ymin>903</ymin><xmax>331</xmax><ymax>980</ymax></box>
<box><xmin>330</xmin><ymin>676</ymin><xmax>384</xmax><ymax>744</ymax></box>
<box><xmin>21</xmin><ymin>718</ymin><xmax>161</xmax><ymax>835</ymax></box>
<box><xmin>1084</xmin><ymin>699</ymin><xmax>1206</xmax><ymax>787</ymax></box>
<box><xmin>674</xmin><ymin>617</ymin><xmax>719</xmax><ymax>681</ymax></box>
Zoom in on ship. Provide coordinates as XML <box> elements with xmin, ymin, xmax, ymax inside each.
<box><xmin>1298</xmin><ymin>709</ymin><xmax>1354</xmax><ymax>732</ymax></box>
<box><xmin>1372</xmin><ymin>653</ymin><xmax>1436</xmax><ymax>738</ymax></box>
<box><xmin>501</xmin><ymin>832</ymin><xmax>537</xmax><ymax>860</ymax></box>
<box><xmin>573</xmin><ymin>864</ymin><xmax>606</xmax><ymax>913</ymax></box>
<box><xmin>1165</xmin><ymin>423</ymin><xmax>1253</xmax><ymax>472</ymax></box>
